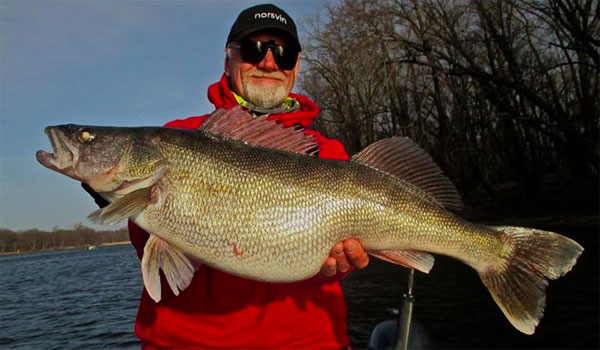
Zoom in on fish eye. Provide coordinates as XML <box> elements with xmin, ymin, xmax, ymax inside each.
<box><xmin>77</xmin><ymin>129</ymin><xmax>95</xmax><ymax>143</ymax></box>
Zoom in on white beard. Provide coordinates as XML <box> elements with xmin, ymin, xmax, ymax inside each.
<box><xmin>242</xmin><ymin>71</ymin><xmax>288</xmax><ymax>108</ymax></box>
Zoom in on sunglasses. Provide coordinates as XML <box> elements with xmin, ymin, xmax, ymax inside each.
<box><xmin>229</xmin><ymin>39</ymin><xmax>299</xmax><ymax>70</ymax></box>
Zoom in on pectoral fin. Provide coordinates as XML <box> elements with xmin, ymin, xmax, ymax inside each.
<box><xmin>368</xmin><ymin>249</ymin><xmax>435</xmax><ymax>273</ymax></box>
<box><xmin>141</xmin><ymin>235</ymin><xmax>196</xmax><ymax>302</ymax></box>
<box><xmin>88</xmin><ymin>187</ymin><xmax>152</xmax><ymax>225</ymax></box>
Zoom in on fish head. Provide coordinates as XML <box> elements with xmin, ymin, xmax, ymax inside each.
<box><xmin>36</xmin><ymin>124</ymin><xmax>167</xmax><ymax>194</ymax></box>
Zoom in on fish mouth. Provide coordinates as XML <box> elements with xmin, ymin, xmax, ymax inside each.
<box><xmin>36</xmin><ymin>127</ymin><xmax>80</xmax><ymax>179</ymax></box>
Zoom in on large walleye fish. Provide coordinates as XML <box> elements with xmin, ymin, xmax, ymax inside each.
<box><xmin>37</xmin><ymin>106</ymin><xmax>582</xmax><ymax>335</ymax></box>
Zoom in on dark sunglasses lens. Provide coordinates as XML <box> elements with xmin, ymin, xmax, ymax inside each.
<box><xmin>240</xmin><ymin>39</ymin><xmax>266</xmax><ymax>63</ymax></box>
<box><xmin>273</xmin><ymin>46</ymin><xmax>298</xmax><ymax>70</ymax></box>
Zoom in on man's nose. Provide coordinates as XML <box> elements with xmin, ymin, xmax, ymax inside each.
<box><xmin>257</xmin><ymin>49</ymin><xmax>278</xmax><ymax>71</ymax></box>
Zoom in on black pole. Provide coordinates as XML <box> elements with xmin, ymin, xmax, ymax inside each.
<box><xmin>395</xmin><ymin>269</ymin><xmax>415</xmax><ymax>350</ymax></box>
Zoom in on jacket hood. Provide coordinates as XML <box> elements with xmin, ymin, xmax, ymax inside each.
<box><xmin>207</xmin><ymin>74</ymin><xmax>319</xmax><ymax>128</ymax></box>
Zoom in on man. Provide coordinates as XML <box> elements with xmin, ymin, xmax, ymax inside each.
<box><xmin>87</xmin><ymin>3</ymin><xmax>369</xmax><ymax>348</ymax></box>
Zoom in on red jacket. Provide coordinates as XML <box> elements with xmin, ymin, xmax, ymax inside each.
<box><xmin>129</xmin><ymin>74</ymin><xmax>351</xmax><ymax>349</ymax></box>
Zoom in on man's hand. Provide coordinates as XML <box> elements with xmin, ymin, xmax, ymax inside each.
<box><xmin>320</xmin><ymin>239</ymin><xmax>369</xmax><ymax>277</ymax></box>
<box><xmin>81</xmin><ymin>182</ymin><xmax>110</xmax><ymax>208</ymax></box>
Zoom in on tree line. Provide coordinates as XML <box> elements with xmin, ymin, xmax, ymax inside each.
<box><xmin>300</xmin><ymin>0</ymin><xmax>598</xmax><ymax>213</ymax></box>
<box><xmin>0</xmin><ymin>224</ymin><xmax>129</xmax><ymax>254</ymax></box>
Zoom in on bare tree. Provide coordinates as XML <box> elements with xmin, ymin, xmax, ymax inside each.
<box><xmin>300</xmin><ymin>0</ymin><xmax>599</xmax><ymax>210</ymax></box>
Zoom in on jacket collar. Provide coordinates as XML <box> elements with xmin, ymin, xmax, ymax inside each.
<box><xmin>207</xmin><ymin>74</ymin><xmax>320</xmax><ymax>128</ymax></box>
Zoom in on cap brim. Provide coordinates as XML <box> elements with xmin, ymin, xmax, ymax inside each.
<box><xmin>229</xmin><ymin>27</ymin><xmax>301</xmax><ymax>51</ymax></box>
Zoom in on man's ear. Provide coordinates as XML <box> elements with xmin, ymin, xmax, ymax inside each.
<box><xmin>295</xmin><ymin>53</ymin><xmax>301</xmax><ymax>71</ymax></box>
<box><xmin>224</xmin><ymin>51</ymin><xmax>231</xmax><ymax>77</ymax></box>
<box><xmin>290</xmin><ymin>52</ymin><xmax>301</xmax><ymax>84</ymax></box>
<box><xmin>224</xmin><ymin>47</ymin><xmax>231</xmax><ymax>76</ymax></box>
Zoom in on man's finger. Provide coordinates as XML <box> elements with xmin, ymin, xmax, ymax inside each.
<box><xmin>332</xmin><ymin>242</ymin><xmax>351</xmax><ymax>273</ymax></box>
<box><xmin>320</xmin><ymin>257</ymin><xmax>337</xmax><ymax>277</ymax></box>
<box><xmin>344</xmin><ymin>239</ymin><xmax>369</xmax><ymax>269</ymax></box>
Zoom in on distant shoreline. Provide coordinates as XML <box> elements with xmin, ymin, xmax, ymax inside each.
<box><xmin>0</xmin><ymin>241</ymin><xmax>130</xmax><ymax>256</ymax></box>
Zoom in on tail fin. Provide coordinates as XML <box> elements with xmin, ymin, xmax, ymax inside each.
<box><xmin>479</xmin><ymin>226</ymin><xmax>583</xmax><ymax>334</ymax></box>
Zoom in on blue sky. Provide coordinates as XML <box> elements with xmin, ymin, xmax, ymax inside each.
<box><xmin>0</xmin><ymin>0</ymin><xmax>327</xmax><ymax>231</ymax></box>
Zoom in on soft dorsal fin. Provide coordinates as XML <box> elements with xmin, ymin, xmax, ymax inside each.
<box><xmin>352</xmin><ymin>137</ymin><xmax>463</xmax><ymax>211</ymax></box>
<box><xmin>200</xmin><ymin>106</ymin><xmax>318</xmax><ymax>156</ymax></box>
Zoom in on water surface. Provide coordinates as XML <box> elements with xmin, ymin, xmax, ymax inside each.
<box><xmin>0</xmin><ymin>245</ymin><xmax>141</xmax><ymax>349</ymax></box>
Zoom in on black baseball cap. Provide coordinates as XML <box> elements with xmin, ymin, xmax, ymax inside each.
<box><xmin>226</xmin><ymin>3</ymin><xmax>301</xmax><ymax>51</ymax></box>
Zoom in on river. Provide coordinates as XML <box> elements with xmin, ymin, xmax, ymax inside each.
<box><xmin>0</xmin><ymin>222</ymin><xmax>597</xmax><ymax>349</ymax></box>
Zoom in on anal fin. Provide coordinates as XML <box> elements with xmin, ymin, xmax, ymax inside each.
<box><xmin>141</xmin><ymin>235</ymin><xmax>196</xmax><ymax>303</ymax></box>
<box><xmin>368</xmin><ymin>249</ymin><xmax>434</xmax><ymax>273</ymax></box>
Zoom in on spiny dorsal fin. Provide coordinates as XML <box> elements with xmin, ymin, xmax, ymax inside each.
<box><xmin>200</xmin><ymin>106</ymin><xmax>318</xmax><ymax>156</ymax></box>
<box><xmin>352</xmin><ymin>137</ymin><xmax>463</xmax><ymax>211</ymax></box>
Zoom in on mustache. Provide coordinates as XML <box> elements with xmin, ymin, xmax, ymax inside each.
<box><xmin>246</xmin><ymin>70</ymin><xmax>286</xmax><ymax>81</ymax></box>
